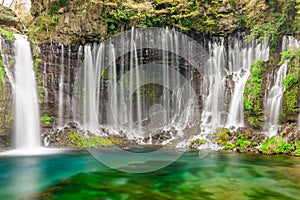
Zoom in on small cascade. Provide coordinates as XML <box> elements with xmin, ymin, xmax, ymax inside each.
<box><xmin>14</xmin><ymin>34</ymin><xmax>41</xmax><ymax>149</ymax></box>
<box><xmin>282</xmin><ymin>35</ymin><xmax>300</xmax><ymax>51</ymax></box>
<box><xmin>264</xmin><ymin>62</ymin><xmax>288</xmax><ymax>136</ymax></box>
<box><xmin>57</xmin><ymin>44</ymin><xmax>64</xmax><ymax>127</ymax></box>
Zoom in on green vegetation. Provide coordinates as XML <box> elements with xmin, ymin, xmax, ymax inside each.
<box><xmin>260</xmin><ymin>136</ymin><xmax>295</xmax><ymax>154</ymax></box>
<box><xmin>236</xmin><ymin>139</ymin><xmax>251</xmax><ymax>149</ymax></box>
<box><xmin>189</xmin><ymin>139</ymin><xmax>207</xmax><ymax>149</ymax></box>
<box><xmin>224</xmin><ymin>142</ymin><xmax>235</xmax><ymax>150</ymax></box>
<box><xmin>284</xmin><ymin>87</ymin><xmax>299</xmax><ymax>115</ymax></box>
<box><xmin>23</xmin><ymin>0</ymin><xmax>299</xmax><ymax>44</ymax></box>
<box><xmin>281</xmin><ymin>49</ymin><xmax>300</xmax><ymax>116</ymax></box>
<box><xmin>211</xmin><ymin>128</ymin><xmax>258</xmax><ymax>151</ymax></box>
<box><xmin>0</xmin><ymin>29</ymin><xmax>15</xmax><ymax>40</ymax></box>
<box><xmin>0</xmin><ymin>59</ymin><xmax>5</xmax><ymax>85</ymax></box>
<box><xmin>244</xmin><ymin>60</ymin><xmax>266</xmax><ymax>127</ymax></box>
<box><xmin>40</xmin><ymin>115</ymin><xmax>54</xmax><ymax>125</ymax></box>
<box><xmin>34</xmin><ymin>58</ymin><xmax>42</xmax><ymax>74</ymax></box>
<box><xmin>69</xmin><ymin>131</ymin><xmax>113</xmax><ymax>148</ymax></box>
<box><xmin>246</xmin><ymin>0</ymin><xmax>298</xmax><ymax>44</ymax></box>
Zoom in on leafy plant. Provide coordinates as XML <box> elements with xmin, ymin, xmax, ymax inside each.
<box><xmin>224</xmin><ymin>142</ymin><xmax>235</xmax><ymax>150</ymax></box>
<box><xmin>40</xmin><ymin>115</ymin><xmax>54</xmax><ymax>125</ymax></box>
<box><xmin>260</xmin><ymin>136</ymin><xmax>293</xmax><ymax>154</ymax></box>
<box><xmin>236</xmin><ymin>139</ymin><xmax>251</xmax><ymax>149</ymax></box>
<box><xmin>0</xmin><ymin>29</ymin><xmax>15</xmax><ymax>40</ymax></box>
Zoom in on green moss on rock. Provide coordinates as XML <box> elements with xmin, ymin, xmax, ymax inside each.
<box><xmin>244</xmin><ymin>59</ymin><xmax>266</xmax><ymax>128</ymax></box>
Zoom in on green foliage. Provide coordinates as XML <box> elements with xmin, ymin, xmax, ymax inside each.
<box><xmin>244</xmin><ymin>59</ymin><xmax>266</xmax><ymax>126</ymax></box>
<box><xmin>236</xmin><ymin>139</ymin><xmax>251</xmax><ymax>149</ymax></box>
<box><xmin>284</xmin><ymin>87</ymin><xmax>299</xmax><ymax>115</ymax></box>
<box><xmin>40</xmin><ymin>115</ymin><xmax>54</xmax><ymax>125</ymax></box>
<box><xmin>260</xmin><ymin>136</ymin><xmax>293</xmax><ymax>154</ymax></box>
<box><xmin>278</xmin><ymin>50</ymin><xmax>291</xmax><ymax>66</ymax></box>
<box><xmin>283</xmin><ymin>74</ymin><xmax>298</xmax><ymax>89</ymax></box>
<box><xmin>69</xmin><ymin>131</ymin><xmax>113</xmax><ymax>148</ymax></box>
<box><xmin>247</xmin><ymin>117</ymin><xmax>259</xmax><ymax>126</ymax></box>
<box><xmin>293</xmin><ymin>149</ymin><xmax>300</xmax><ymax>156</ymax></box>
<box><xmin>224</xmin><ymin>142</ymin><xmax>235</xmax><ymax>150</ymax></box>
<box><xmin>0</xmin><ymin>29</ymin><xmax>15</xmax><ymax>40</ymax></box>
<box><xmin>246</xmin><ymin>0</ymin><xmax>296</xmax><ymax>42</ymax></box>
<box><xmin>214</xmin><ymin>128</ymin><xmax>232</xmax><ymax>146</ymax></box>
<box><xmin>34</xmin><ymin>58</ymin><xmax>42</xmax><ymax>73</ymax></box>
<box><xmin>281</xmin><ymin>49</ymin><xmax>300</xmax><ymax>116</ymax></box>
<box><xmin>252</xmin><ymin>141</ymin><xmax>258</xmax><ymax>146</ymax></box>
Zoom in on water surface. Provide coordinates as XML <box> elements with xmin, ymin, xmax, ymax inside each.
<box><xmin>0</xmin><ymin>150</ymin><xmax>300</xmax><ymax>200</ymax></box>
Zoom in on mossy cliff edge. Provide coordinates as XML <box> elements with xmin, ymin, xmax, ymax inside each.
<box><xmin>24</xmin><ymin>0</ymin><xmax>299</xmax><ymax>44</ymax></box>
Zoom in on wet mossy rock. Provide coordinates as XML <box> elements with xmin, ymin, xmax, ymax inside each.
<box><xmin>28</xmin><ymin>0</ymin><xmax>299</xmax><ymax>44</ymax></box>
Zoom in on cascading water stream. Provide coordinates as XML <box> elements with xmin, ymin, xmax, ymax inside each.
<box><xmin>58</xmin><ymin>44</ymin><xmax>64</xmax><ymax>127</ymax></box>
<box><xmin>13</xmin><ymin>34</ymin><xmax>41</xmax><ymax>149</ymax></box>
<box><xmin>282</xmin><ymin>35</ymin><xmax>300</xmax><ymax>51</ymax></box>
<box><xmin>264</xmin><ymin>62</ymin><xmax>288</xmax><ymax>137</ymax></box>
<box><xmin>225</xmin><ymin>38</ymin><xmax>269</xmax><ymax>129</ymax></box>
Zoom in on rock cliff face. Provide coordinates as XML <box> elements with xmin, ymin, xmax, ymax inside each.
<box><xmin>0</xmin><ymin>39</ymin><xmax>14</xmax><ymax>147</ymax></box>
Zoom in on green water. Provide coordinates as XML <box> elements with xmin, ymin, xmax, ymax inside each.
<box><xmin>1</xmin><ymin>150</ymin><xmax>300</xmax><ymax>200</ymax></box>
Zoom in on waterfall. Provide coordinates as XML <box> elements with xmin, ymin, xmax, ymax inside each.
<box><xmin>200</xmin><ymin>35</ymin><xmax>269</xmax><ymax>133</ymax></box>
<box><xmin>282</xmin><ymin>35</ymin><xmax>300</xmax><ymax>51</ymax></box>
<box><xmin>226</xmin><ymin>38</ymin><xmax>269</xmax><ymax>128</ymax></box>
<box><xmin>200</xmin><ymin>38</ymin><xmax>227</xmax><ymax>133</ymax></box>
<box><xmin>264</xmin><ymin>36</ymin><xmax>300</xmax><ymax>136</ymax></box>
<box><xmin>73</xmin><ymin>27</ymin><xmax>204</xmax><ymax>140</ymax></box>
<box><xmin>14</xmin><ymin>35</ymin><xmax>41</xmax><ymax>149</ymax></box>
<box><xmin>264</xmin><ymin>62</ymin><xmax>288</xmax><ymax>137</ymax></box>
